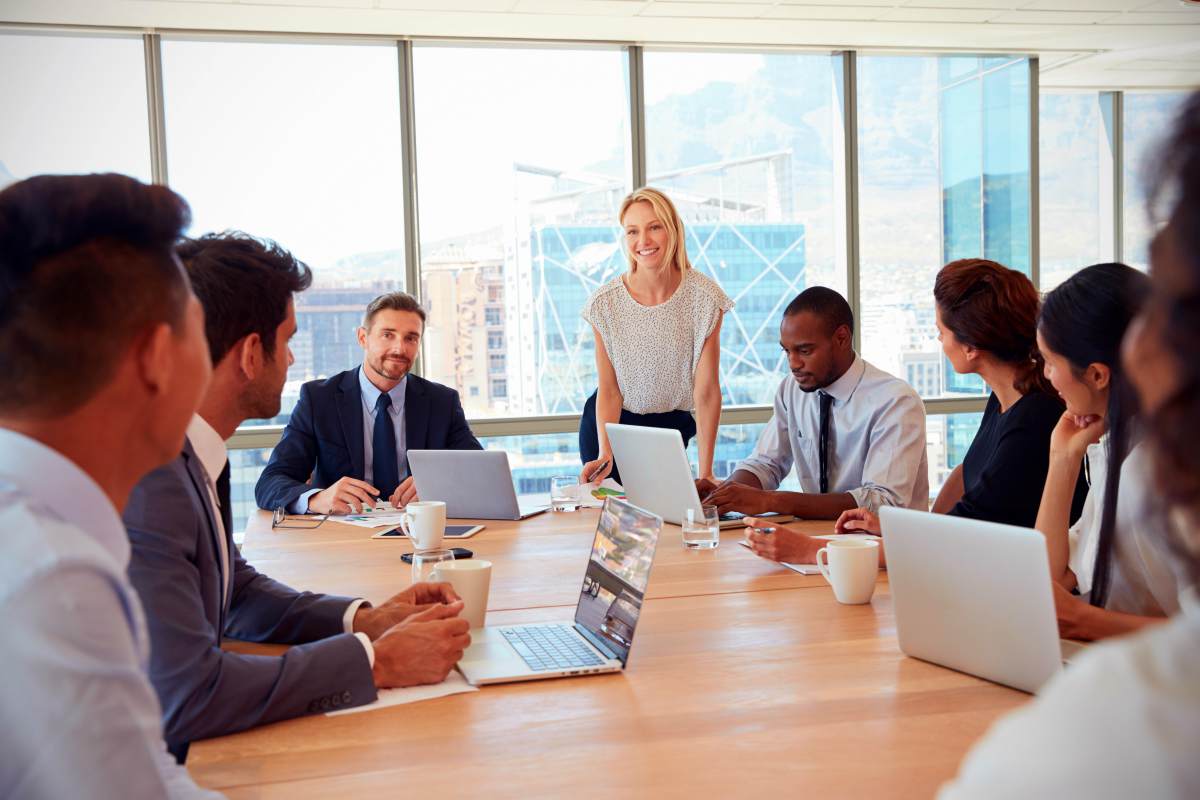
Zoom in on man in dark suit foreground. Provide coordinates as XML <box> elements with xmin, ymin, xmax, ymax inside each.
<box><xmin>123</xmin><ymin>233</ymin><xmax>470</xmax><ymax>761</ymax></box>
<box><xmin>254</xmin><ymin>290</ymin><xmax>482</xmax><ymax>514</ymax></box>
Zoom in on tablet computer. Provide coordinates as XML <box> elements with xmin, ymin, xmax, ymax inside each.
<box><xmin>372</xmin><ymin>524</ymin><xmax>484</xmax><ymax>540</ymax></box>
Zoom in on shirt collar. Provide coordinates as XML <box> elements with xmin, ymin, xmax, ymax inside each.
<box><xmin>820</xmin><ymin>354</ymin><xmax>866</xmax><ymax>406</ymax></box>
<box><xmin>358</xmin><ymin>365</ymin><xmax>407</xmax><ymax>413</ymax></box>
<box><xmin>186</xmin><ymin>414</ymin><xmax>228</xmax><ymax>483</ymax></box>
<box><xmin>0</xmin><ymin>428</ymin><xmax>128</xmax><ymax>564</ymax></box>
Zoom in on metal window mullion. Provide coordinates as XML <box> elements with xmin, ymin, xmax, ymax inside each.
<box><xmin>628</xmin><ymin>45</ymin><xmax>646</xmax><ymax>190</ymax></box>
<box><xmin>398</xmin><ymin>39</ymin><xmax>424</xmax><ymax>377</ymax></box>
<box><xmin>1109</xmin><ymin>91</ymin><xmax>1124</xmax><ymax>264</ymax></box>
<box><xmin>144</xmin><ymin>33</ymin><xmax>168</xmax><ymax>185</ymax></box>
<box><xmin>835</xmin><ymin>51</ymin><xmax>861</xmax><ymax>352</ymax></box>
<box><xmin>1028</xmin><ymin>57</ymin><xmax>1039</xmax><ymax>289</ymax></box>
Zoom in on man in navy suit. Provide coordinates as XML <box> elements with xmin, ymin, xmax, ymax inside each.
<box><xmin>124</xmin><ymin>234</ymin><xmax>471</xmax><ymax>761</ymax></box>
<box><xmin>255</xmin><ymin>291</ymin><xmax>482</xmax><ymax>514</ymax></box>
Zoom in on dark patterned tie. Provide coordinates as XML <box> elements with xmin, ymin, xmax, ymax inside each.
<box><xmin>818</xmin><ymin>391</ymin><xmax>833</xmax><ymax>495</ymax></box>
<box><xmin>216</xmin><ymin>461</ymin><xmax>233</xmax><ymax>539</ymax></box>
<box><xmin>372</xmin><ymin>392</ymin><xmax>400</xmax><ymax>498</ymax></box>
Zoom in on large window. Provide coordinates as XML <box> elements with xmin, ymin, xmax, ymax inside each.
<box><xmin>1123</xmin><ymin>92</ymin><xmax>1187</xmax><ymax>271</ymax></box>
<box><xmin>858</xmin><ymin>55</ymin><xmax>1030</xmax><ymax>402</ymax></box>
<box><xmin>161</xmin><ymin>38</ymin><xmax>406</xmax><ymax>425</ymax></box>
<box><xmin>1039</xmin><ymin>92</ymin><xmax>1106</xmax><ymax>290</ymax></box>
<box><xmin>412</xmin><ymin>45</ymin><xmax>632</xmax><ymax>420</ymax></box>
<box><xmin>0</xmin><ymin>32</ymin><xmax>151</xmax><ymax>185</ymax></box>
<box><xmin>643</xmin><ymin>51</ymin><xmax>843</xmax><ymax>409</ymax></box>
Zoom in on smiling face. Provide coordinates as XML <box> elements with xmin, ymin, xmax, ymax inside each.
<box><xmin>1037</xmin><ymin>329</ymin><xmax>1109</xmax><ymax>418</ymax></box>
<box><xmin>358</xmin><ymin>308</ymin><xmax>422</xmax><ymax>387</ymax></box>
<box><xmin>622</xmin><ymin>200</ymin><xmax>672</xmax><ymax>272</ymax></box>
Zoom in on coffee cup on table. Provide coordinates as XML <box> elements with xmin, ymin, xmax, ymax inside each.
<box><xmin>815</xmin><ymin>538</ymin><xmax>880</xmax><ymax>604</ymax></box>
<box><xmin>400</xmin><ymin>500</ymin><xmax>447</xmax><ymax>552</ymax></box>
<box><xmin>431</xmin><ymin>559</ymin><xmax>492</xmax><ymax>629</ymax></box>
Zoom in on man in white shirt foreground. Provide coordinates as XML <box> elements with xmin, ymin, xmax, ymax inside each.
<box><xmin>0</xmin><ymin>173</ymin><xmax>220</xmax><ymax>798</ymax></box>
<box><xmin>123</xmin><ymin>232</ymin><xmax>470</xmax><ymax>761</ymax></box>
<box><xmin>697</xmin><ymin>286</ymin><xmax>929</xmax><ymax>566</ymax></box>
<box><xmin>940</xmin><ymin>89</ymin><xmax>1200</xmax><ymax>799</ymax></box>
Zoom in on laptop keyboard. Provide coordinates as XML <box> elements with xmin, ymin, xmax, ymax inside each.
<box><xmin>499</xmin><ymin>625</ymin><xmax>605</xmax><ymax>672</ymax></box>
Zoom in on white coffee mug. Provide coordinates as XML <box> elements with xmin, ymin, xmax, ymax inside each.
<box><xmin>431</xmin><ymin>559</ymin><xmax>492</xmax><ymax>629</ymax></box>
<box><xmin>815</xmin><ymin>538</ymin><xmax>880</xmax><ymax>605</ymax></box>
<box><xmin>400</xmin><ymin>500</ymin><xmax>446</xmax><ymax>552</ymax></box>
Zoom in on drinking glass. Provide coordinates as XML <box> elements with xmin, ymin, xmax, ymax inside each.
<box><xmin>682</xmin><ymin>504</ymin><xmax>720</xmax><ymax>549</ymax></box>
<box><xmin>550</xmin><ymin>475</ymin><xmax>579</xmax><ymax>512</ymax></box>
<box><xmin>411</xmin><ymin>548</ymin><xmax>455</xmax><ymax>585</ymax></box>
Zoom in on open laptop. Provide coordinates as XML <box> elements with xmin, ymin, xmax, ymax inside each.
<box><xmin>408</xmin><ymin>450</ymin><xmax>548</xmax><ymax>520</ymax></box>
<box><xmin>606</xmin><ymin>423</ymin><xmax>794</xmax><ymax>528</ymax></box>
<box><xmin>457</xmin><ymin>497</ymin><xmax>662</xmax><ymax>685</ymax></box>
<box><xmin>879</xmin><ymin>506</ymin><xmax>1086</xmax><ymax>694</ymax></box>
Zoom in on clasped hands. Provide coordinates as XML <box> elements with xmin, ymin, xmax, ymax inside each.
<box><xmin>352</xmin><ymin>582</ymin><xmax>472</xmax><ymax>688</ymax></box>
<box><xmin>308</xmin><ymin>475</ymin><xmax>419</xmax><ymax>515</ymax></box>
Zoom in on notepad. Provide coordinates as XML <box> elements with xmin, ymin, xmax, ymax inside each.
<box><xmin>326</xmin><ymin>670</ymin><xmax>477</xmax><ymax>716</ymax></box>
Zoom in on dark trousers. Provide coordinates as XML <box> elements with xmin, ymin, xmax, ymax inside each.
<box><xmin>579</xmin><ymin>390</ymin><xmax>697</xmax><ymax>486</ymax></box>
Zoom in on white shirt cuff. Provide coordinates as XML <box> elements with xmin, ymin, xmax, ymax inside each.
<box><xmin>342</xmin><ymin>598</ymin><xmax>368</xmax><ymax>633</ymax></box>
<box><xmin>353</xmin><ymin>632</ymin><xmax>375</xmax><ymax>668</ymax></box>
<box><xmin>288</xmin><ymin>488</ymin><xmax>321</xmax><ymax>514</ymax></box>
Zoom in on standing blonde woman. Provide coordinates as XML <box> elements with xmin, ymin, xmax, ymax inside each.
<box><xmin>579</xmin><ymin>187</ymin><xmax>733</xmax><ymax>486</ymax></box>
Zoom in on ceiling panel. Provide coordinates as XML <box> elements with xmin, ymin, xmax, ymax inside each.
<box><xmin>1020</xmin><ymin>0</ymin><xmax>1145</xmax><ymax>10</ymax></box>
<box><xmin>876</xmin><ymin>7</ymin><xmax>1000</xmax><ymax>22</ymax></box>
<box><xmin>763</xmin><ymin>5</ymin><xmax>885</xmax><ymax>20</ymax></box>
<box><xmin>513</xmin><ymin>0</ymin><xmax>645</xmax><ymax>14</ymax></box>
<box><xmin>639</xmin><ymin>2</ymin><xmax>772</xmax><ymax>18</ymax></box>
<box><xmin>988</xmin><ymin>9</ymin><xmax>1124</xmax><ymax>23</ymax></box>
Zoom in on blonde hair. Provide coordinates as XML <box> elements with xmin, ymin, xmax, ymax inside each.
<box><xmin>618</xmin><ymin>187</ymin><xmax>691</xmax><ymax>273</ymax></box>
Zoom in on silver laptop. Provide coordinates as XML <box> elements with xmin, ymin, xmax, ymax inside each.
<box><xmin>880</xmin><ymin>507</ymin><xmax>1086</xmax><ymax>694</ymax></box>
<box><xmin>408</xmin><ymin>450</ymin><xmax>548</xmax><ymax>520</ymax></box>
<box><xmin>457</xmin><ymin>497</ymin><xmax>662</xmax><ymax>685</ymax></box>
<box><xmin>605</xmin><ymin>423</ymin><xmax>794</xmax><ymax>528</ymax></box>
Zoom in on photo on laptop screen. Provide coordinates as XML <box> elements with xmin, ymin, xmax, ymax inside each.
<box><xmin>575</xmin><ymin>499</ymin><xmax>659</xmax><ymax>663</ymax></box>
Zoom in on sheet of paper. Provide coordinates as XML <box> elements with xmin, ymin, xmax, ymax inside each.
<box><xmin>579</xmin><ymin>478</ymin><xmax>625</xmax><ymax>508</ymax></box>
<box><xmin>326</xmin><ymin>670</ymin><xmax>477</xmax><ymax>716</ymax></box>
<box><xmin>737</xmin><ymin>533</ymin><xmax>878</xmax><ymax>575</ymax></box>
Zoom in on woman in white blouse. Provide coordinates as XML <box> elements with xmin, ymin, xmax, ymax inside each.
<box><xmin>578</xmin><ymin>187</ymin><xmax>732</xmax><ymax>486</ymax></box>
<box><xmin>1034</xmin><ymin>261</ymin><xmax>1179</xmax><ymax>641</ymax></box>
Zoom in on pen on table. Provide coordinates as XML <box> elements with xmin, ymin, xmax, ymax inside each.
<box><xmin>585</xmin><ymin>459</ymin><xmax>610</xmax><ymax>483</ymax></box>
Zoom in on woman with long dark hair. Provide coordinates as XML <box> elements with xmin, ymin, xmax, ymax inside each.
<box><xmin>1035</xmin><ymin>263</ymin><xmax>1179</xmax><ymax>641</ymax></box>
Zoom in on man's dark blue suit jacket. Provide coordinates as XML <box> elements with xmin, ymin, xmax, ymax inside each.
<box><xmin>255</xmin><ymin>367</ymin><xmax>482</xmax><ymax>511</ymax></box>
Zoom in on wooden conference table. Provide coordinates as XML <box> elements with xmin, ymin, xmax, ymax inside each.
<box><xmin>187</xmin><ymin>507</ymin><xmax>1029</xmax><ymax>798</ymax></box>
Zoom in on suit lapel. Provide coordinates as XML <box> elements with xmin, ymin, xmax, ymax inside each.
<box><xmin>406</xmin><ymin>375</ymin><xmax>431</xmax><ymax>451</ymax></box>
<box><xmin>180</xmin><ymin>439</ymin><xmax>230</xmax><ymax>624</ymax></box>
<box><xmin>338</xmin><ymin>368</ymin><xmax>366</xmax><ymax>479</ymax></box>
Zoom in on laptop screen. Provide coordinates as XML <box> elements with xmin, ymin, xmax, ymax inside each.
<box><xmin>574</xmin><ymin>497</ymin><xmax>662</xmax><ymax>664</ymax></box>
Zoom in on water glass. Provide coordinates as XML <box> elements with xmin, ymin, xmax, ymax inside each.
<box><xmin>550</xmin><ymin>475</ymin><xmax>579</xmax><ymax>512</ymax></box>
<box><xmin>411</xmin><ymin>548</ymin><xmax>456</xmax><ymax>586</ymax></box>
<box><xmin>682</xmin><ymin>504</ymin><xmax>720</xmax><ymax>550</ymax></box>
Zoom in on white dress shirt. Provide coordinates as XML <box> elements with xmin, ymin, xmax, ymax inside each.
<box><xmin>0</xmin><ymin>429</ymin><xmax>221</xmax><ymax>799</ymax></box>
<box><xmin>735</xmin><ymin>355</ymin><xmax>930</xmax><ymax>512</ymax></box>
<box><xmin>1068</xmin><ymin>438</ymin><xmax>1180</xmax><ymax>616</ymax></box>
<box><xmin>939</xmin><ymin>586</ymin><xmax>1200</xmax><ymax>799</ymax></box>
<box><xmin>187</xmin><ymin>415</ymin><xmax>373</xmax><ymax>666</ymax></box>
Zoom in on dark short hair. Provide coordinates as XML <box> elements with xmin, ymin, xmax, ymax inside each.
<box><xmin>934</xmin><ymin>258</ymin><xmax>1051</xmax><ymax>396</ymax></box>
<box><xmin>0</xmin><ymin>173</ymin><xmax>191</xmax><ymax>417</ymax></box>
<box><xmin>177</xmin><ymin>232</ymin><xmax>312</xmax><ymax>366</ymax></box>
<box><xmin>364</xmin><ymin>291</ymin><xmax>426</xmax><ymax>329</ymax></box>
<box><xmin>783</xmin><ymin>286</ymin><xmax>854</xmax><ymax>336</ymax></box>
